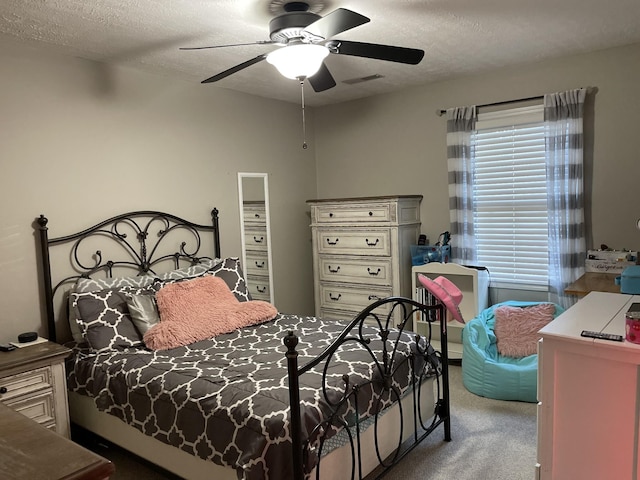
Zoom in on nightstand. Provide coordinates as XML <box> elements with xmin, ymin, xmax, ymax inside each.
<box><xmin>0</xmin><ymin>340</ymin><xmax>71</xmax><ymax>438</ymax></box>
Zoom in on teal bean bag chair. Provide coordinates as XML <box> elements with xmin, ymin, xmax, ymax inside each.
<box><xmin>461</xmin><ymin>301</ymin><xmax>564</xmax><ymax>403</ymax></box>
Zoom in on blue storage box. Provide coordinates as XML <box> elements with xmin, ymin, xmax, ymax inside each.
<box><xmin>410</xmin><ymin>245</ymin><xmax>450</xmax><ymax>266</ymax></box>
<box><xmin>616</xmin><ymin>266</ymin><xmax>640</xmax><ymax>294</ymax></box>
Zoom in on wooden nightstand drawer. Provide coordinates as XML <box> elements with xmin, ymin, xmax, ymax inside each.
<box><xmin>0</xmin><ymin>366</ymin><xmax>52</xmax><ymax>402</ymax></box>
<box><xmin>4</xmin><ymin>389</ymin><xmax>56</xmax><ymax>429</ymax></box>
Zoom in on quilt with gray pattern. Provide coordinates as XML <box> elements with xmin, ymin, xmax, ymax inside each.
<box><xmin>67</xmin><ymin>313</ymin><xmax>433</xmax><ymax>480</ymax></box>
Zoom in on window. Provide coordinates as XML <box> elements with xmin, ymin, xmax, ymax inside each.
<box><xmin>471</xmin><ymin>105</ymin><xmax>548</xmax><ymax>289</ymax></box>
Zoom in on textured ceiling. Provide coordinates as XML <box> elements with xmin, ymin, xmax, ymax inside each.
<box><xmin>2</xmin><ymin>0</ymin><xmax>640</xmax><ymax>106</ymax></box>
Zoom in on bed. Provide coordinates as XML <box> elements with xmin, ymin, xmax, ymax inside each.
<box><xmin>35</xmin><ymin>208</ymin><xmax>451</xmax><ymax>480</ymax></box>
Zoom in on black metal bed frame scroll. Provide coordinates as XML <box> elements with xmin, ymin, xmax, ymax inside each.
<box><xmin>36</xmin><ymin>209</ymin><xmax>221</xmax><ymax>343</ymax></box>
<box><xmin>284</xmin><ymin>297</ymin><xmax>451</xmax><ymax>480</ymax></box>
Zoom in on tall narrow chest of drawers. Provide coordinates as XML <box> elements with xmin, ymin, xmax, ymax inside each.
<box><xmin>307</xmin><ymin>195</ymin><xmax>422</xmax><ymax>324</ymax></box>
<box><xmin>242</xmin><ymin>201</ymin><xmax>272</xmax><ymax>302</ymax></box>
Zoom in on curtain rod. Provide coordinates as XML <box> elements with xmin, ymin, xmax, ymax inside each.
<box><xmin>436</xmin><ymin>94</ymin><xmax>543</xmax><ymax>117</ymax></box>
<box><xmin>436</xmin><ymin>87</ymin><xmax>592</xmax><ymax>117</ymax></box>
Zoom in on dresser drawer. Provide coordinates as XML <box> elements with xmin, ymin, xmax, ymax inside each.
<box><xmin>245</xmin><ymin>251</ymin><xmax>270</xmax><ymax>276</ymax></box>
<box><xmin>319</xmin><ymin>283</ymin><xmax>392</xmax><ymax>314</ymax></box>
<box><xmin>243</xmin><ymin>204</ymin><xmax>267</xmax><ymax>225</ymax></box>
<box><xmin>244</xmin><ymin>228</ymin><xmax>269</xmax><ymax>252</ymax></box>
<box><xmin>0</xmin><ymin>366</ymin><xmax>52</xmax><ymax>402</ymax></box>
<box><xmin>4</xmin><ymin>389</ymin><xmax>56</xmax><ymax>429</ymax></box>
<box><xmin>314</xmin><ymin>203</ymin><xmax>392</xmax><ymax>224</ymax></box>
<box><xmin>246</xmin><ymin>275</ymin><xmax>271</xmax><ymax>301</ymax></box>
<box><xmin>317</xmin><ymin>229</ymin><xmax>391</xmax><ymax>257</ymax></box>
<box><xmin>318</xmin><ymin>256</ymin><xmax>392</xmax><ymax>286</ymax></box>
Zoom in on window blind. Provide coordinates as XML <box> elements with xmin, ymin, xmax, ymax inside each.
<box><xmin>472</xmin><ymin>105</ymin><xmax>548</xmax><ymax>289</ymax></box>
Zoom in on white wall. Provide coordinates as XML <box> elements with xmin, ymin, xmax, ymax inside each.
<box><xmin>0</xmin><ymin>39</ymin><xmax>317</xmax><ymax>342</ymax></box>
<box><xmin>314</xmin><ymin>42</ymin><xmax>640</xmax><ymax>301</ymax></box>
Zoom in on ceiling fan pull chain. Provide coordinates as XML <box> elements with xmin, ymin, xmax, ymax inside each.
<box><xmin>300</xmin><ymin>78</ymin><xmax>308</xmax><ymax>150</ymax></box>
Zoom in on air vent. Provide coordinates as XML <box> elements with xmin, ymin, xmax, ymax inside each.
<box><xmin>342</xmin><ymin>74</ymin><xmax>384</xmax><ymax>85</ymax></box>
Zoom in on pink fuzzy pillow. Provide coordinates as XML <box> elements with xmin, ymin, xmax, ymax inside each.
<box><xmin>494</xmin><ymin>303</ymin><xmax>556</xmax><ymax>358</ymax></box>
<box><xmin>143</xmin><ymin>275</ymin><xmax>277</xmax><ymax>350</ymax></box>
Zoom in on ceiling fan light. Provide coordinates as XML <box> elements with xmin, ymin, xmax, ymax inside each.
<box><xmin>266</xmin><ymin>44</ymin><xmax>329</xmax><ymax>79</ymax></box>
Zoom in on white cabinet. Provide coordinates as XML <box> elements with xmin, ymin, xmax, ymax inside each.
<box><xmin>412</xmin><ymin>262</ymin><xmax>489</xmax><ymax>359</ymax></box>
<box><xmin>536</xmin><ymin>292</ymin><xmax>640</xmax><ymax>480</ymax></box>
<box><xmin>307</xmin><ymin>196</ymin><xmax>422</xmax><ymax>324</ymax></box>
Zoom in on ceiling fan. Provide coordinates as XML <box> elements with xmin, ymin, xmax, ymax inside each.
<box><xmin>180</xmin><ymin>1</ymin><xmax>425</xmax><ymax>93</ymax></box>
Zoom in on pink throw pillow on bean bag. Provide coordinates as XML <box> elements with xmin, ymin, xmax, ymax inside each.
<box><xmin>494</xmin><ymin>303</ymin><xmax>556</xmax><ymax>358</ymax></box>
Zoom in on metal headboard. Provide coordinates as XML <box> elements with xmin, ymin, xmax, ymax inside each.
<box><xmin>36</xmin><ymin>209</ymin><xmax>221</xmax><ymax>342</ymax></box>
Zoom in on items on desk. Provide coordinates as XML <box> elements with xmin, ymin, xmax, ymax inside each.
<box><xmin>585</xmin><ymin>248</ymin><xmax>638</xmax><ymax>274</ymax></box>
<box><xmin>625</xmin><ymin>303</ymin><xmax>640</xmax><ymax>344</ymax></box>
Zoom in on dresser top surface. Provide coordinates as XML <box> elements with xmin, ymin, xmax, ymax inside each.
<box><xmin>307</xmin><ymin>195</ymin><xmax>423</xmax><ymax>204</ymax></box>
<box><xmin>0</xmin><ymin>341</ymin><xmax>71</xmax><ymax>372</ymax></box>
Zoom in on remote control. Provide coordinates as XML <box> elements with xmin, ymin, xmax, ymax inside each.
<box><xmin>580</xmin><ymin>330</ymin><xmax>624</xmax><ymax>342</ymax></box>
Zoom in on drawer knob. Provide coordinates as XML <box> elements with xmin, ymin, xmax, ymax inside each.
<box><xmin>367</xmin><ymin>267</ymin><xmax>381</xmax><ymax>276</ymax></box>
<box><xmin>329</xmin><ymin>293</ymin><xmax>342</xmax><ymax>301</ymax></box>
<box><xmin>365</xmin><ymin>238</ymin><xmax>379</xmax><ymax>247</ymax></box>
<box><xmin>329</xmin><ymin>212</ymin><xmax>334</xmax><ymax>217</ymax></box>
<box><xmin>253</xmin><ymin>236</ymin><xmax>264</xmax><ymax>243</ymax></box>
<box><xmin>369</xmin><ymin>211</ymin><xmax>373</xmax><ymax>216</ymax></box>
<box><xmin>0</xmin><ymin>387</ymin><xmax>7</xmax><ymax>394</ymax></box>
<box><xmin>328</xmin><ymin>265</ymin><xmax>341</xmax><ymax>273</ymax></box>
<box><xmin>326</xmin><ymin>238</ymin><xmax>339</xmax><ymax>246</ymax></box>
<box><xmin>254</xmin><ymin>213</ymin><xmax>261</xmax><ymax>218</ymax></box>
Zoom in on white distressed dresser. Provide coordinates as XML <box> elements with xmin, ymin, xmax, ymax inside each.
<box><xmin>307</xmin><ymin>195</ymin><xmax>422</xmax><ymax>324</ymax></box>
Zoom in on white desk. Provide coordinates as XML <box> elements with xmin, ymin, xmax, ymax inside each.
<box><xmin>536</xmin><ymin>292</ymin><xmax>640</xmax><ymax>480</ymax></box>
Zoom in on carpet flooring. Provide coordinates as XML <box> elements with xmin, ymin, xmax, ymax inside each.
<box><xmin>73</xmin><ymin>365</ymin><xmax>538</xmax><ymax>479</ymax></box>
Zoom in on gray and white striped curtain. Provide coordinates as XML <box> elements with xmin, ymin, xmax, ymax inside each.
<box><xmin>545</xmin><ymin>89</ymin><xmax>587</xmax><ymax>309</ymax></box>
<box><xmin>446</xmin><ymin>106</ymin><xmax>477</xmax><ymax>264</ymax></box>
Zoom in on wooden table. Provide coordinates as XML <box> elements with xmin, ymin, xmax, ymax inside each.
<box><xmin>0</xmin><ymin>402</ymin><xmax>114</xmax><ymax>479</ymax></box>
<box><xmin>563</xmin><ymin>272</ymin><xmax>620</xmax><ymax>296</ymax></box>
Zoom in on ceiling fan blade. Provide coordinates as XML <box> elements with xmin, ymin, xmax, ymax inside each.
<box><xmin>308</xmin><ymin>63</ymin><xmax>336</xmax><ymax>92</ymax></box>
<box><xmin>328</xmin><ymin>40</ymin><xmax>425</xmax><ymax>65</ymax></box>
<box><xmin>180</xmin><ymin>41</ymin><xmax>275</xmax><ymax>51</ymax></box>
<box><xmin>202</xmin><ymin>55</ymin><xmax>267</xmax><ymax>83</ymax></box>
<box><xmin>303</xmin><ymin>8</ymin><xmax>370</xmax><ymax>40</ymax></box>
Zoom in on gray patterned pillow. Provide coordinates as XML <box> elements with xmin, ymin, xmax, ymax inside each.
<box><xmin>151</xmin><ymin>257</ymin><xmax>252</xmax><ymax>302</ymax></box>
<box><xmin>72</xmin><ymin>286</ymin><xmax>154</xmax><ymax>352</ymax></box>
<box><xmin>205</xmin><ymin>257</ymin><xmax>252</xmax><ymax>302</ymax></box>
